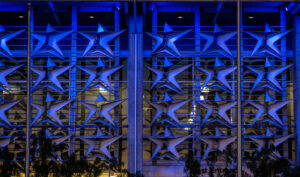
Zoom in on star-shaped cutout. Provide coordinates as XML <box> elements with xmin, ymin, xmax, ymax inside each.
<box><xmin>197</xmin><ymin>58</ymin><xmax>236</xmax><ymax>93</ymax></box>
<box><xmin>248</xmin><ymin>127</ymin><xmax>294</xmax><ymax>157</ymax></box>
<box><xmin>31</xmin><ymin>58</ymin><xmax>74</xmax><ymax>94</ymax></box>
<box><xmin>247</xmin><ymin>92</ymin><xmax>290</xmax><ymax>128</ymax></box>
<box><xmin>197</xmin><ymin>93</ymin><xmax>236</xmax><ymax>127</ymax></box>
<box><xmin>32</xmin><ymin>23</ymin><xmax>72</xmax><ymax>59</ymax></box>
<box><xmin>78</xmin><ymin>64</ymin><xmax>123</xmax><ymax>92</ymax></box>
<box><xmin>80</xmin><ymin>23</ymin><xmax>125</xmax><ymax>58</ymax></box>
<box><xmin>81</xmin><ymin>99</ymin><xmax>126</xmax><ymax>126</ymax></box>
<box><xmin>247</xmin><ymin>57</ymin><xmax>292</xmax><ymax>93</ymax></box>
<box><xmin>0</xmin><ymin>64</ymin><xmax>24</xmax><ymax>93</ymax></box>
<box><xmin>0</xmin><ymin>99</ymin><xmax>23</xmax><ymax>128</ymax></box>
<box><xmin>247</xmin><ymin>23</ymin><xmax>292</xmax><ymax>58</ymax></box>
<box><xmin>148</xmin><ymin>128</ymin><xmax>191</xmax><ymax>160</ymax></box>
<box><xmin>199</xmin><ymin>24</ymin><xmax>236</xmax><ymax>59</ymax></box>
<box><xmin>149</xmin><ymin>99</ymin><xmax>191</xmax><ymax>126</ymax></box>
<box><xmin>146</xmin><ymin>22</ymin><xmax>192</xmax><ymax>58</ymax></box>
<box><xmin>198</xmin><ymin>128</ymin><xmax>236</xmax><ymax>161</ymax></box>
<box><xmin>148</xmin><ymin>64</ymin><xmax>192</xmax><ymax>93</ymax></box>
<box><xmin>31</xmin><ymin>99</ymin><xmax>74</xmax><ymax>127</ymax></box>
<box><xmin>0</xmin><ymin>26</ymin><xmax>25</xmax><ymax>60</ymax></box>
<box><xmin>78</xmin><ymin>135</ymin><xmax>122</xmax><ymax>160</ymax></box>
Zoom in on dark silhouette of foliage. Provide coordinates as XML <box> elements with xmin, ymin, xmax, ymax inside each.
<box><xmin>0</xmin><ymin>146</ymin><xmax>23</xmax><ymax>177</ymax></box>
<box><xmin>184</xmin><ymin>153</ymin><xmax>201</xmax><ymax>177</ymax></box>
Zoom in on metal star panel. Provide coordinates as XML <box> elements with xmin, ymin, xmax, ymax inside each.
<box><xmin>0</xmin><ymin>64</ymin><xmax>24</xmax><ymax>93</ymax></box>
<box><xmin>0</xmin><ymin>25</ymin><xmax>25</xmax><ymax>61</ymax></box>
<box><xmin>197</xmin><ymin>93</ymin><xmax>236</xmax><ymax>127</ymax></box>
<box><xmin>247</xmin><ymin>58</ymin><xmax>292</xmax><ymax>93</ymax></box>
<box><xmin>32</xmin><ymin>58</ymin><xmax>74</xmax><ymax>93</ymax></box>
<box><xmin>148</xmin><ymin>128</ymin><xmax>191</xmax><ymax>160</ymax></box>
<box><xmin>32</xmin><ymin>23</ymin><xmax>72</xmax><ymax>59</ymax></box>
<box><xmin>148</xmin><ymin>64</ymin><xmax>192</xmax><ymax>92</ymax></box>
<box><xmin>78</xmin><ymin>65</ymin><xmax>123</xmax><ymax>92</ymax></box>
<box><xmin>78</xmin><ymin>135</ymin><xmax>122</xmax><ymax>160</ymax></box>
<box><xmin>149</xmin><ymin>99</ymin><xmax>191</xmax><ymax>126</ymax></box>
<box><xmin>199</xmin><ymin>24</ymin><xmax>236</xmax><ymax>59</ymax></box>
<box><xmin>247</xmin><ymin>100</ymin><xmax>291</xmax><ymax>128</ymax></box>
<box><xmin>198</xmin><ymin>128</ymin><xmax>236</xmax><ymax>161</ymax></box>
<box><xmin>0</xmin><ymin>99</ymin><xmax>23</xmax><ymax>128</ymax></box>
<box><xmin>247</xmin><ymin>23</ymin><xmax>292</xmax><ymax>58</ymax></box>
<box><xmin>197</xmin><ymin>59</ymin><xmax>236</xmax><ymax>92</ymax></box>
<box><xmin>146</xmin><ymin>22</ymin><xmax>192</xmax><ymax>58</ymax></box>
<box><xmin>80</xmin><ymin>23</ymin><xmax>125</xmax><ymax>58</ymax></box>
<box><xmin>31</xmin><ymin>99</ymin><xmax>74</xmax><ymax>127</ymax></box>
<box><xmin>81</xmin><ymin>99</ymin><xmax>126</xmax><ymax>126</ymax></box>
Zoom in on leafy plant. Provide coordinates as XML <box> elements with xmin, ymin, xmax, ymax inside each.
<box><xmin>184</xmin><ymin>153</ymin><xmax>201</xmax><ymax>177</ymax></box>
<box><xmin>0</xmin><ymin>146</ymin><xmax>22</xmax><ymax>177</ymax></box>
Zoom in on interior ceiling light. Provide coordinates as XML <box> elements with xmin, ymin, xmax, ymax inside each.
<box><xmin>18</xmin><ymin>15</ymin><xmax>24</xmax><ymax>19</ymax></box>
<box><xmin>177</xmin><ymin>13</ymin><xmax>183</xmax><ymax>19</ymax></box>
<box><xmin>89</xmin><ymin>15</ymin><xmax>94</xmax><ymax>19</ymax></box>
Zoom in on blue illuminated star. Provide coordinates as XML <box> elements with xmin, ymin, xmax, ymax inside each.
<box><xmin>247</xmin><ymin>92</ymin><xmax>290</xmax><ymax>128</ymax></box>
<box><xmin>31</xmin><ymin>99</ymin><xmax>74</xmax><ymax>127</ymax></box>
<box><xmin>198</xmin><ymin>128</ymin><xmax>236</xmax><ymax>161</ymax></box>
<box><xmin>32</xmin><ymin>23</ymin><xmax>72</xmax><ymax>59</ymax></box>
<box><xmin>146</xmin><ymin>22</ymin><xmax>192</xmax><ymax>58</ymax></box>
<box><xmin>79</xmin><ymin>23</ymin><xmax>125</xmax><ymax>58</ymax></box>
<box><xmin>78</xmin><ymin>64</ymin><xmax>123</xmax><ymax>92</ymax></box>
<box><xmin>149</xmin><ymin>99</ymin><xmax>191</xmax><ymax>126</ymax></box>
<box><xmin>81</xmin><ymin>99</ymin><xmax>126</xmax><ymax>126</ymax></box>
<box><xmin>148</xmin><ymin>64</ymin><xmax>192</xmax><ymax>93</ymax></box>
<box><xmin>148</xmin><ymin>128</ymin><xmax>191</xmax><ymax>160</ymax></box>
<box><xmin>0</xmin><ymin>99</ymin><xmax>23</xmax><ymax>128</ymax></box>
<box><xmin>247</xmin><ymin>57</ymin><xmax>292</xmax><ymax>93</ymax></box>
<box><xmin>31</xmin><ymin>58</ymin><xmax>74</xmax><ymax>94</ymax></box>
<box><xmin>197</xmin><ymin>58</ymin><xmax>236</xmax><ymax>93</ymax></box>
<box><xmin>0</xmin><ymin>26</ymin><xmax>25</xmax><ymax>61</ymax></box>
<box><xmin>0</xmin><ymin>64</ymin><xmax>24</xmax><ymax>93</ymax></box>
<box><xmin>247</xmin><ymin>23</ymin><xmax>292</xmax><ymax>58</ymax></box>
<box><xmin>199</xmin><ymin>24</ymin><xmax>236</xmax><ymax>59</ymax></box>
<box><xmin>197</xmin><ymin>93</ymin><xmax>236</xmax><ymax>127</ymax></box>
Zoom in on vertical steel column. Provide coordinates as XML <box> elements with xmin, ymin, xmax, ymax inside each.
<box><xmin>194</xmin><ymin>6</ymin><xmax>201</xmax><ymax>158</ymax></box>
<box><xmin>114</xmin><ymin>5</ymin><xmax>121</xmax><ymax>162</ymax></box>
<box><xmin>237</xmin><ymin>0</ymin><xmax>242</xmax><ymax>176</ymax></box>
<box><xmin>127</xmin><ymin>2</ymin><xmax>143</xmax><ymax>174</ymax></box>
<box><xmin>294</xmin><ymin>15</ymin><xmax>300</xmax><ymax>165</ymax></box>
<box><xmin>69</xmin><ymin>6</ymin><xmax>77</xmax><ymax>154</ymax></box>
<box><xmin>280</xmin><ymin>6</ymin><xmax>288</xmax><ymax>158</ymax></box>
<box><xmin>25</xmin><ymin>3</ymin><xmax>33</xmax><ymax>177</ymax></box>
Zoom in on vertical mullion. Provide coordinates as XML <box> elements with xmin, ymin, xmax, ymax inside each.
<box><xmin>69</xmin><ymin>6</ymin><xmax>77</xmax><ymax>154</ymax></box>
<box><xmin>237</xmin><ymin>0</ymin><xmax>242</xmax><ymax>177</ymax></box>
<box><xmin>25</xmin><ymin>3</ymin><xmax>33</xmax><ymax>177</ymax></box>
<box><xmin>194</xmin><ymin>6</ymin><xmax>201</xmax><ymax>158</ymax></box>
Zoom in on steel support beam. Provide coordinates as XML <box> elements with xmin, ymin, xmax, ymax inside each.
<box><xmin>68</xmin><ymin>5</ymin><xmax>77</xmax><ymax>155</ymax></box>
<box><xmin>25</xmin><ymin>3</ymin><xmax>33</xmax><ymax>177</ymax></box>
<box><xmin>294</xmin><ymin>15</ymin><xmax>300</xmax><ymax>166</ymax></box>
<box><xmin>237</xmin><ymin>0</ymin><xmax>242</xmax><ymax>176</ymax></box>
<box><xmin>127</xmin><ymin>2</ymin><xmax>143</xmax><ymax>174</ymax></box>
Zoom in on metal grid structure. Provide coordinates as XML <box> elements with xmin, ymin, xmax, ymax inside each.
<box><xmin>0</xmin><ymin>1</ymin><xmax>298</xmax><ymax>177</ymax></box>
